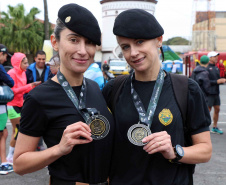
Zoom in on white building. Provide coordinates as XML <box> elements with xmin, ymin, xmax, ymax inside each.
<box><xmin>100</xmin><ymin>0</ymin><xmax>158</xmax><ymax>62</ymax></box>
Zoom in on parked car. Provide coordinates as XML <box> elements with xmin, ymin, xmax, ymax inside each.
<box><xmin>109</xmin><ymin>59</ymin><xmax>130</xmax><ymax>76</ymax></box>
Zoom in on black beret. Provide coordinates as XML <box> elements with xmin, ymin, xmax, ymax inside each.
<box><xmin>58</xmin><ymin>3</ymin><xmax>101</xmax><ymax>46</ymax></box>
<box><xmin>113</xmin><ymin>9</ymin><xmax>164</xmax><ymax>39</ymax></box>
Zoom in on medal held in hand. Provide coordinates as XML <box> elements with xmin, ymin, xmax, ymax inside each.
<box><xmin>57</xmin><ymin>71</ymin><xmax>110</xmax><ymax>140</ymax></box>
<box><xmin>127</xmin><ymin>121</ymin><xmax>151</xmax><ymax>146</ymax></box>
<box><xmin>128</xmin><ymin>68</ymin><xmax>165</xmax><ymax>146</ymax></box>
<box><xmin>87</xmin><ymin>112</ymin><xmax>110</xmax><ymax>140</ymax></box>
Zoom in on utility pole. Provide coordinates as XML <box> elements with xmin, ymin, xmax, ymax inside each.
<box><xmin>43</xmin><ymin>0</ymin><xmax>50</xmax><ymax>40</ymax></box>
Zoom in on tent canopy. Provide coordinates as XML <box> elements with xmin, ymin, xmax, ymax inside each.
<box><xmin>161</xmin><ymin>45</ymin><xmax>182</xmax><ymax>61</ymax></box>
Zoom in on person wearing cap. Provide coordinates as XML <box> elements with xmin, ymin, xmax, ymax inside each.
<box><xmin>6</xmin><ymin>53</ymin><xmax>41</xmax><ymax>164</ymax></box>
<box><xmin>207</xmin><ymin>51</ymin><xmax>226</xmax><ymax>134</ymax></box>
<box><xmin>191</xmin><ymin>55</ymin><xmax>211</xmax><ymax>102</ymax></box>
<box><xmin>46</xmin><ymin>54</ymin><xmax>60</xmax><ymax>76</ymax></box>
<box><xmin>0</xmin><ymin>44</ymin><xmax>14</xmax><ymax>174</ymax></box>
<box><xmin>102</xmin><ymin>9</ymin><xmax>212</xmax><ymax>185</ymax></box>
<box><xmin>13</xmin><ymin>3</ymin><xmax>114</xmax><ymax>185</ymax></box>
<box><xmin>102</xmin><ymin>61</ymin><xmax>110</xmax><ymax>72</ymax></box>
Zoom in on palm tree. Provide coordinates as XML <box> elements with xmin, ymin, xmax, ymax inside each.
<box><xmin>0</xmin><ymin>4</ymin><xmax>44</xmax><ymax>54</ymax></box>
<box><xmin>43</xmin><ymin>0</ymin><xmax>50</xmax><ymax>40</ymax></box>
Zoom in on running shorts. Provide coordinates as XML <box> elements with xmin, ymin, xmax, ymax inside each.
<box><xmin>0</xmin><ymin>105</ymin><xmax>8</xmax><ymax>131</ymax></box>
<box><xmin>7</xmin><ymin>106</ymin><xmax>22</xmax><ymax>119</ymax></box>
<box><xmin>207</xmin><ymin>95</ymin><xmax>221</xmax><ymax>107</ymax></box>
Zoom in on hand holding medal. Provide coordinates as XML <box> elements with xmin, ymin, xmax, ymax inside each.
<box><xmin>142</xmin><ymin>131</ymin><xmax>175</xmax><ymax>160</ymax></box>
<box><xmin>57</xmin><ymin>71</ymin><xmax>110</xmax><ymax>141</ymax></box>
<box><xmin>58</xmin><ymin>121</ymin><xmax>93</xmax><ymax>155</ymax></box>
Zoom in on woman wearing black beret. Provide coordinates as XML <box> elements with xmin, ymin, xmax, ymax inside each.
<box><xmin>13</xmin><ymin>3</ymin><xmax>113</xmax><ymax>185</ymax></box>
<box><xmin>102</xmin><ymin>9</ymin><xmax>212</xmax><ymax>185</ymax></box>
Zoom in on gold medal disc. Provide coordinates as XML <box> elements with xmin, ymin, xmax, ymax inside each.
<box><xmin>87</xmin><ymin>115</ymin><xmax>110</xmax><ymax>140</ymax></box>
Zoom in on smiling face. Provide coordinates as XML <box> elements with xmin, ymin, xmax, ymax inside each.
<box><xmin>51</xmin><ymin>28</ymin><xmax>96</xmax><ymax>75</ymax></box>
<box><xmin>117</xmin><ymin>36</ymin><xmax>162</xmax><ymax>77</ymax></box>
<box><xmin>35</xmin><ymin>54</ymin><xmax>46</xmax><ymax>69</ymax></box>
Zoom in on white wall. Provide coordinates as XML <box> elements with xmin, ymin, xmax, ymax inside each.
<box><xmin>101</xmin><ymin>1</ymin><xmax>156</xmax><ymax>62</ymax></box>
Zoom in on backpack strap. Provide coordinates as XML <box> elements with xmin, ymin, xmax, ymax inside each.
<box><xmin>109</xmin><ymin>75</ymin><xmax>129</xmax><ymax>114</ymax></box>
<box><xmin>169</xmin><ymin>73</ymin><xmax>188</xmax><ymax>123</ymax></box>
<box><xmin>169</xmin><ymin>73</ymin><xmax>192</xmax><ymax>145</ymax></box>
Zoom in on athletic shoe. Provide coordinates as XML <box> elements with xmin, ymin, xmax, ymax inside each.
<box><xmin>0</xmin><ymin>164</ymin><xmax>13</xmax><ymax>175</ymax></box>
<box><xmin>211</xmin><ymin>127</ymin><xmax>223</xmax><ymax>135</ymax></box>
<box><xmin>0</xmin><ymin>166</ymin><xmax>8</xmax><ymax>175</ymax></box>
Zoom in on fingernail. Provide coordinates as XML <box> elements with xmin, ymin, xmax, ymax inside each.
<box><xmin>142</xmin><ymin>138</ymin><xmax>146</xmax><ymax>143</ymax></box>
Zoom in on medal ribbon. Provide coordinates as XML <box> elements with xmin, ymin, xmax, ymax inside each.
<box><xmin>57</xmin><ymin>71</ymin><xmax>90</xmax><ymax>122</ymax></box>
<box><xmin>131</xmin><ymin>68</ymin><xmax>164</xmax><ymax>127</ymax></box>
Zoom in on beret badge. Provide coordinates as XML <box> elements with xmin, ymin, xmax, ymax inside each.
<box><xmin>65</xmin><ymin>16</ymin><xmax>71</xmax><ymax>23</ymax></box>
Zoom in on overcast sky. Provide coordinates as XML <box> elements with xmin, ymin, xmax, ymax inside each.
<box><xmin>0</xmin><ymin>0</ymin><xmax>225</xmax><ymax>41</ymax></box>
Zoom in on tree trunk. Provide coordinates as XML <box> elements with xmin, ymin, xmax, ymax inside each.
<box><xmin>43</xmin><ymin>0</ymin><xmax>50</xmax><ymax>40</ymax></box>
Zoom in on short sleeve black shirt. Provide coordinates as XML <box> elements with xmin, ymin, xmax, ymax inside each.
<box><xmin>102</xmin><ymin>73</ymin><xmax>211</xmax><ymax>185</ymax></box>
<box><xmin>20</xmin><ymin>79</ymin><xmax>115</xmax><ymax>183</ymax></box>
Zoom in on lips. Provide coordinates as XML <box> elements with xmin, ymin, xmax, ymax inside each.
<box><xmin>132</xmin><ymin>57</ymin><xmax>145</xmax><ymax>63</ymax></box>
<box><xmin>73</xmin><ymin>58</ymin><xmax>88</xmax><ymax>64</ymax></box>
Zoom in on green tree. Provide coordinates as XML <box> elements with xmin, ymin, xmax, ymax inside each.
<box><xmin>0</xmin><ymin>4</ymin><xmax>45</xmax><ymax>54</ymax></box>
<box><xmin>163</xmin><ymin>37</ymin><xmax>190</xmax><ymax>45</ymax></box>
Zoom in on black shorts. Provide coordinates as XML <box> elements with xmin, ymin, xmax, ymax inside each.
<box><xmin>207</xmin><ymin>95</ymin><xmax>221</xmax><ymax>107</ymax></box>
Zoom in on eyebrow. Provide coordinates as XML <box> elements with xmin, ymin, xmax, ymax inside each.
<box><xmin>67</xmin><ymin>33</ymin><xmax>81</xmax><ymax>37</ymax></box>
<box><xmin>119</xmin><ymin>43</ymin><xmax>128</xmax><ymax>47</ymax></box>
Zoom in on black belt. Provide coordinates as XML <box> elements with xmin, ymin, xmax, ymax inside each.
<box><xmin>50</xmin><ymin>176</ymin><xmax>108</xmax><ymax>185</ymax></box>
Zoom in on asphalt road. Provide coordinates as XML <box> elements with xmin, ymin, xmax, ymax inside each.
<box><xmin>1</xmin><ymin>84</ymin><xmax>226</xmax><ymax>185</ymax></box>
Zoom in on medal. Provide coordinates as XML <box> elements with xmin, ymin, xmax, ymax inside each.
<box><xmin>87</xmin><ymin>114</ymin><xmax>110</xmax><ymax>140</ymax></box>
<box><xmin>127</xmin><ymin>122</ymin><xmax>151</xmax><ymax>146</ymax></box>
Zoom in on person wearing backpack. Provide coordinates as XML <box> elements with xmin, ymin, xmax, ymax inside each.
<box><xmin>102</xmin><ymin>9</ymin><xmax>212</xmax><ymax>185</ymax></box>
<box><xmin>191</xmin><ymin>55</ymin><xmax>211</xmax><ymax>102</ymax></box>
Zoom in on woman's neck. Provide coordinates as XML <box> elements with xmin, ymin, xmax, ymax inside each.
<box><xmin>134</xmin><ymin>63</ymin><xmax>161</xmax><ymax>81</ymax></box>
<box><xmin>52</xmin><ymin>67</ymin><xmax>83</xmax><ymax>86</ymax></box>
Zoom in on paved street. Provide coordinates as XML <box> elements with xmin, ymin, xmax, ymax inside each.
<box><xmin>1</xmin><ymin>84</ymin><xmax>226</xmax><ymax>185</ymax></box>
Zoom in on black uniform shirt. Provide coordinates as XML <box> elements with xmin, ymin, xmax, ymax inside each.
<box><xmin>20</xmin><ymin>79</ymin><xmax>115</xmax><ymax>183</ymax></box>
<box><xmin>102</xmin><ymin>73</ymin><xmax>211</xmax><ymax>185</ymax></box>
<box><xmin>207</xmin><ymin>63</ymin><xmax>220</xmax><ymax>95</ymax></box>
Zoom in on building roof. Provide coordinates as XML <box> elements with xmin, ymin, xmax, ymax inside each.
<box><xmin>100</xmin><ymin>0</ymin><xmax>158</xmax><ymax>4</ymax></box>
